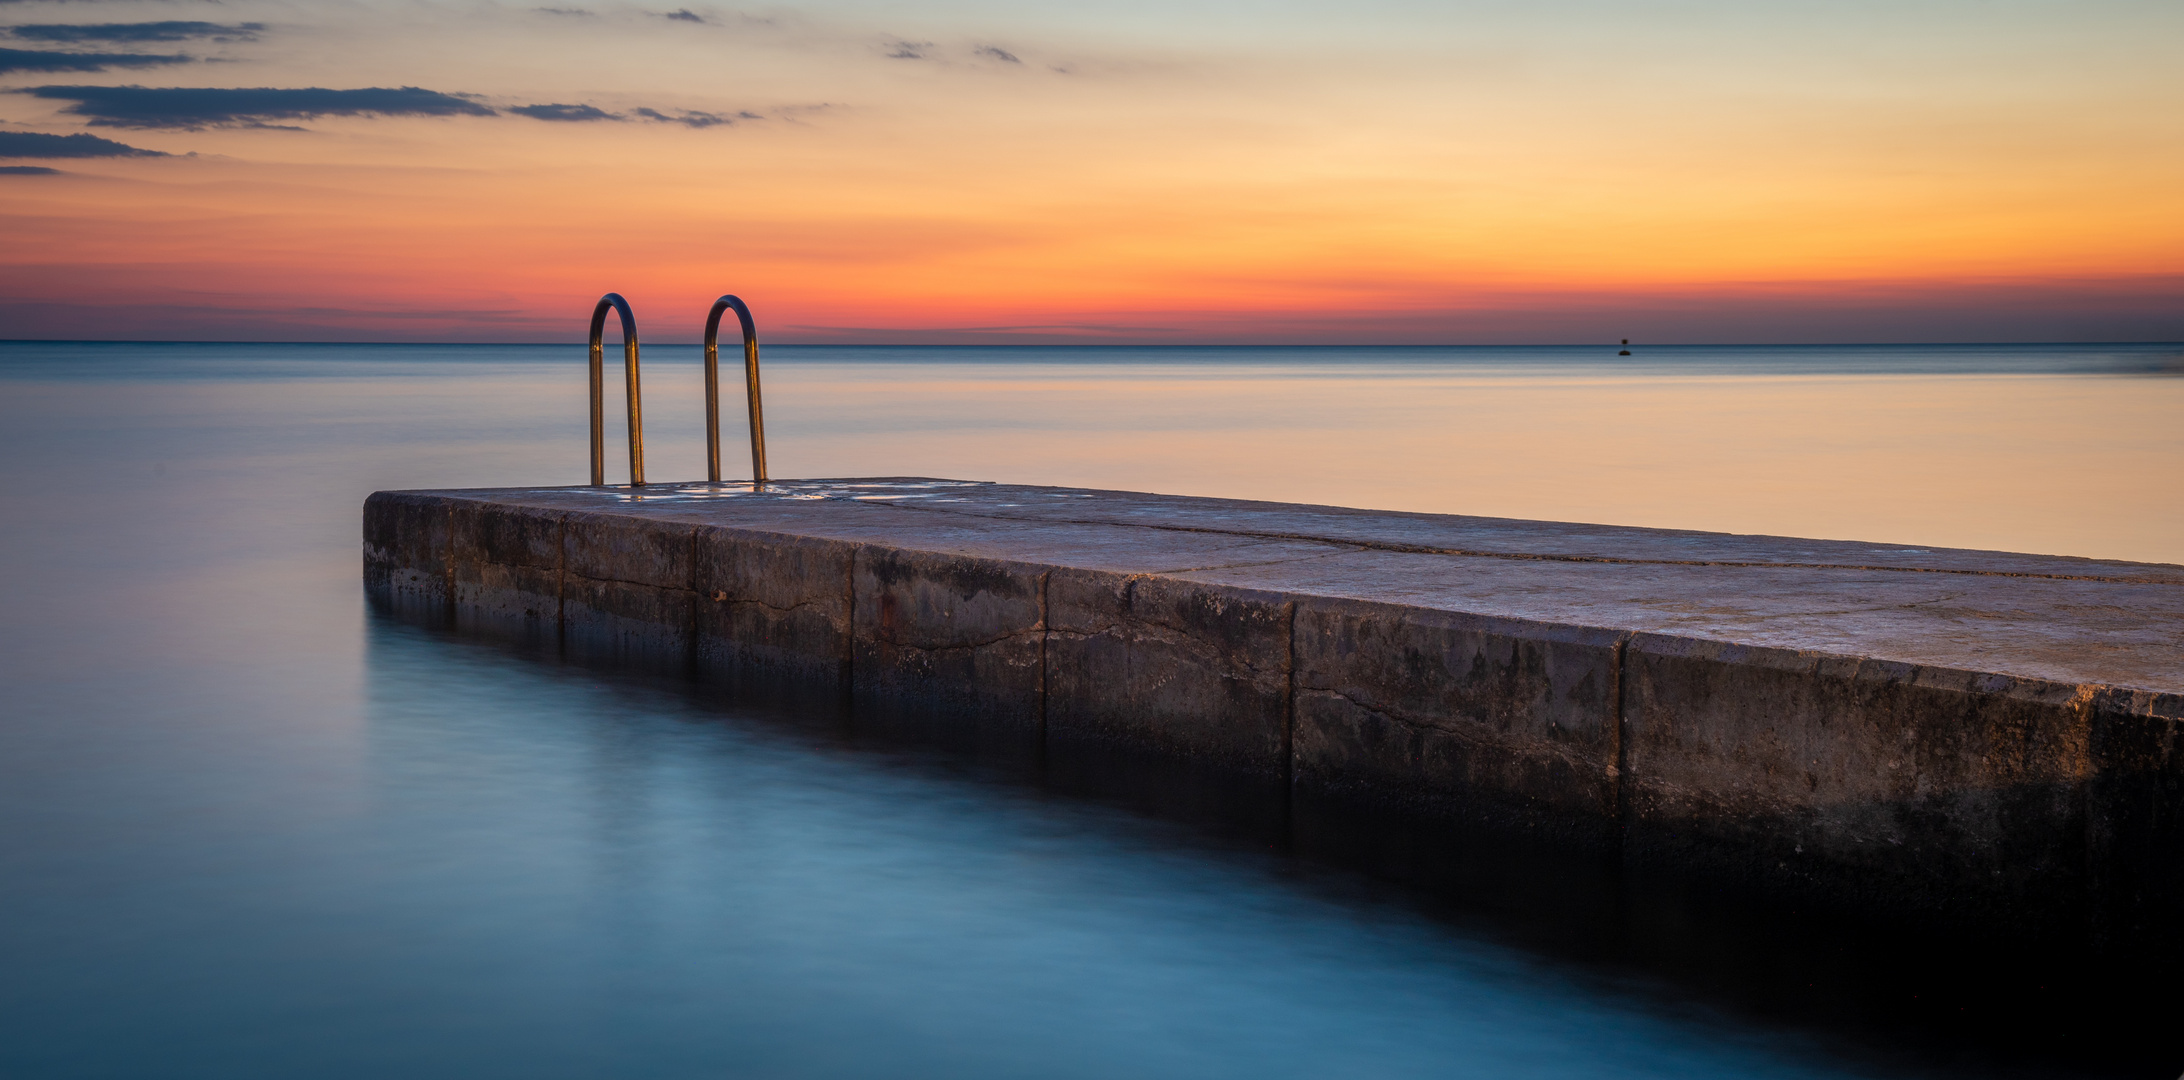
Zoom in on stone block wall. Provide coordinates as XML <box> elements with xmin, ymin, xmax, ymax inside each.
<box><xmin>364</xmin><ymin>489</ymin><xmax>2184</xmax><ymax>956</ymax></box>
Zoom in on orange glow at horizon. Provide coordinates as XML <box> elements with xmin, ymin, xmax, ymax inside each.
<box><xmin>3</xmin><ymin>0</ymin><xmax>2180</xmax><ymax>343</ymax></box>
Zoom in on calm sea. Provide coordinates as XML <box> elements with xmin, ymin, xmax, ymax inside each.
<box><xmin>2</xmin><ymin>341</ymin><xmax>2179</xmax><ymax>1079</ymax></box>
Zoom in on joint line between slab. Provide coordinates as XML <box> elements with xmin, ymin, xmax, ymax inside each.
<box><xmin>868</xmin><ymin>499</ymin><xmax>2171</xmax><ymax>585</ymax></box>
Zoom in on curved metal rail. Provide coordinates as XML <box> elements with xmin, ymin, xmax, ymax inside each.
<box><xmin>703</xmin><ymin>295</ymin><xmax>769</xmax><ymax>485</ymax></box>
<box><xmin>588</xmin><ymin>293</ymin><xmax>644</xmax><ymax>486</ymax></box>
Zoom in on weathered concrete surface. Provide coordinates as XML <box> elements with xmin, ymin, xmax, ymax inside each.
<box><xmin>364</xmin><ymin>478</ymin><xmax>2184</xmax><ymax>953</ymax></box>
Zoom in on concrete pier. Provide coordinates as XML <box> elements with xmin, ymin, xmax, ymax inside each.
<box><xmin>364</xmin><ymin>478</ymin><xmax>2184</xmax><ymax>954</ymax></box>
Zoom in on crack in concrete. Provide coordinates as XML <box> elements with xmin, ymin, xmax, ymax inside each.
<box><xmin>874</xmin><ymin>628</ymin><xmax>1043</xmax><ymax>653</ymax></box>
<box><xmin>709</xmin><ymin>591</ymin><xmax>841</xmax><ymax>618</ymax></box>
<box><xmin>1048</xmin><ymin>617</ymin><xmax>1284</xmax><ymax>678</ymax></box>
<box><xmin>1299</xmin><ymin>682</ymin><xmax>1583</xmax><ymax>762</ymax></box>
<box><xmin>561</xmin><ymin>569</ymin><xmax>692</xmax><ymax>592</ymax></box>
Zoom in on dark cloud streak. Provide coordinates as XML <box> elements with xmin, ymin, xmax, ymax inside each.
<box><xmin>0</xmin><ymin>165</ymin><xmax>61</xmax><ymax>175</ymax></box>
<box><xmin>511</xmin><ymin>102</ymin><xmax>619</xmax><ymax>121</ymax></box>
<box><xmin>20</xmin><ymin>85</ymin><xmax>498</xmax><ymax>129</ymax></box>
<box><xmin>9</xmin><ymin>21</ymin><xmax>263</xmax><ymax>43</ymax></box>
<box><xmin>0</xmin><ymin>46</ymin><xmax>188</xmax><ymax>73</ymax></box>
<box><xmin>632</xmin><ymin>106</ymin><xmax>759</xmax><ymax>127</ymax></box>
<box><xmin>974</xmin><ymin>45</ymin><xmax>1020</xmax><ymax>63</ymax></box>
<box><xmin>661</xmin><ymin>9</ymin><xmax>705</xmax><ymax>22</ymax></box>
<box><xmin>0</xmin><ymin>129</ymin><xmax>165</xmax><ymax>157</ymax></box>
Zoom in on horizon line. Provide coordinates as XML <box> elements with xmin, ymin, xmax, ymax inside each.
<box><xmin>5</xmin><ymin>338</ymin><xmax>2182</xmax><ymax>349</ymax></box>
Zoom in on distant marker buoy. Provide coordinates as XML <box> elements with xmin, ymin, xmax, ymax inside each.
<box><xmin>1618</xmin><ymin>338</ymin><xmax>1631</xmax><ymax>356</ymax></box>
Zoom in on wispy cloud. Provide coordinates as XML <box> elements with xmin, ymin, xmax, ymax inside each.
<box><xmin>883</xmin><ymin>38</ymin><xmax>930</xmax><ymax>59</ymax></box>
<box><xmin>633</xmin><ymin>106</ymin><xmax>758</xmax><ymax>128</ymax></box>
<box><xmin>20</xmin><ymin>85</ymin><xmax>498</xmax><ymax>129</ymax></box>
<box><xmin>506</xmin><ymin>103</ymin><xmax>760</xmax><ymax>127</ymax></box>
<box><xmin>510</xmin><ymin>102</ymin><xmax>619</xmax><ymax>121</ymax></box>
<box><xmin>0</xmin><ymin>165</ymin><xmax>60</xmax><ymax>175</ymax></box>
<box><xmin>0</xmin><ymin>46</ymin><xmax>188</xmax><ymax>73</ymax></box>
<box><xmin>787</xmin><ymin>323</ymin><xmax>1185</xmax><ymax>337</ymax></box>
<box><xmin>973</xmin><ymin>45</ymin><xmax>1020</xmax><ymax>63</ymax></box>
<box><xmin>949</xmin><ymin>323</ymin><xmax>1181</xmax><ymax>334</ymax></box>
<box><xmin>535</xmin><ymin>7</ymin><xmax>593</xmax><ymax>15</ymax></box>
<box><xmin>8</xmin><ymin>21</ymin><xmax>263</xmax><ymax>43</ymax></box>
<box><xmin>660</xmin><ymin>9</ymin><xmax>705</xmax><ymax>23</ymax></box>
<box><xmin>0</xmin><ymin>130</ymin><xmax>166</xmax><ymax>157</ymax></box>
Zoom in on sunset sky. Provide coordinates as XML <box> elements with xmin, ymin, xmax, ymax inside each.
<box><xmin>2</xmin><ymin>0</ymin><xmax>2179</xmax><ymax>343</ymax></box>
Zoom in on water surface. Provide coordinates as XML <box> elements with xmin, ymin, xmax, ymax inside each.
<box><xmin>2</xmin><ymin>342</ymin><xmax>2178</xmax><ymax>1079</ymax></box>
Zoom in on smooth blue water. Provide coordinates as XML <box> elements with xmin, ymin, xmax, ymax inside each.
<box><xmin>2</xmin><ymin>342</ymin><xmax>2175</xmax><ymax>1079</ymax></box>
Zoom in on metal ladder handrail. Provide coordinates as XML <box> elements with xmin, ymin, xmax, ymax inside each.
<box><xmin>703</xmin><ymin>294</ymin><xmax>768</xmax><ymax>485</ymax></box>
<box><xmin>588</xmin><ymin>292</ymin><xmax>644</xmax><ymax>486</ymax></box>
